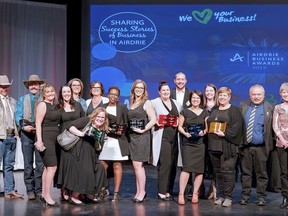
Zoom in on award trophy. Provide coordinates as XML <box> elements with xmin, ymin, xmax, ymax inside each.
<box><xmin>86</xmin><ymin>126</ymin><xmax>105</xmax><ymax>150</ymax></box>
<box><xmin>208</xmin><ymin>122</ymin><xmax>227</xmax><ymax>133</ymax></box>
<box><xmin>158</xmin><ymin>114</ymin><xmax>178</xmax><ymax>127</ymax></box>
<box><xmin>187</xmin><ymin>124</ymin><xmax>203</xmax><ymax>141</ymax></box>
<box><xmin>129</xmin><ymin>119</ymin><xmax>145</xmax><ymax>130</ymax></box>
<box><xmin>109</xmin><ymin>123</ymin><xmax>126</xmax><ymax>135</ymax></box>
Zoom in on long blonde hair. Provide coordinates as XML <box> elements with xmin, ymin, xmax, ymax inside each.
<box><xmin>129</xmin><ymin>79</ymin><xmax>148</xmax><ymax>106</ymax></box>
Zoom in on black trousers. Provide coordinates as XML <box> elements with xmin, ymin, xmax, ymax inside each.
<box><xmin>240</xmin><ymin>146</ymin><xmax>268</xmax><ymax>199</ymax></box>
<box><xmin>158</xmin><ymin>137</ymin><xmax>178</xmax><ymax>194</ymax></box>
<box><xmin>210</xmin><ymin>152</ymin><xmax>238</xmax><ymax>199</ymax></box>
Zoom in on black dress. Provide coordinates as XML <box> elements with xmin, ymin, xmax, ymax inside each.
<box><xmin>63</xmin><ymin>116</ymin><xmax>107</xmax><ymax>195</ymax></box>
<box><xmin>40</xmin><ymin>102</ymin><xmax>61</xmax><ymax>166</ymax></box>
<box><xmin>57</xmin><ymin>102</ymin><xmax>84</xmax><ymax>188</ymax></box>
<box><xmin>181</xmin><ymin>108</ymin><xmax>209</xmax><ymax>173</ymax></box>
<box><xmin>128</xmin><ymin>103</ymin><xmax>150</xmax><ymax>162</ymax></box>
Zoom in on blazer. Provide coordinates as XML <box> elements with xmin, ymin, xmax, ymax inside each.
<box><xmin>239</xmin><ymin>100</ymin><xmax>274</xmax><ymax>155</ymax></box>
<box><xmin>170</xmin><ymin>88</ymin><xmax>191</xmax><ymax>109</ymax></box>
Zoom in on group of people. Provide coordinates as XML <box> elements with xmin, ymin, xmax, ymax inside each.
<box><xmin>0</xmin><ymin>72</ymin><xmax>287</xmax><ymax>209</ymax></box>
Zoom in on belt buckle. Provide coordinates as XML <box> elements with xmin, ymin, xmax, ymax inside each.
<box><xmin>6</xmin><ymin>128</ymin><xmax>15</xmax><ymax>135</ymax></box>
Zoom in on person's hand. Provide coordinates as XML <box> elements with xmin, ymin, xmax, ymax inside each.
<box><xmin>280</xmin><ymin>138</ymin><xmax>288</xmax><ymax>149</ymax></box>
<box><xmin>80</xmin><ymin>127</ymin><xmax>89</xmax><ymax>137</ymax></box>
<box><xmin>184</xmin><ymin>132</ymin><xmax>191</xmax><ymax>139</ymax></box>
<box><xmin>198</xmin><ymin>130</ymin><xmax>206</xmax><ymax>137</ymax></box>
<box><xmin>23</xmin><ymin>125</ymin><xmax>36</xmax><ymax>133</ymax></box>
<box><xmin>132</xmin><ymin>128</ymin><xmax>145</xmax><ymax>134</ymax></box>
<box><xmin>34</xmin><ymin>141</ymin><xmax>45</xmax><ymax>152</ymax></box>
<box><xmin>214</xmin><ymin>130</ymin><xmax>225</xmax><ymax>137</ymax></box>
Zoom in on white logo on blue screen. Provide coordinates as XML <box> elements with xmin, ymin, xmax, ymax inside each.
<box><xmin>230</xmin><ymin>53</ymin><xmax>244</xmax><ymax>62</ymax></box>
<box><xmin>99</xmin><ymin>12</ymin><xmax>157</xmax><ymax>53</ymax></box>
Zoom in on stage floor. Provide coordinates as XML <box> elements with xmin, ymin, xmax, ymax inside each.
<box><xmin>0</xmin><ymin>163</ymin><xmax>284</xmax><ymax>216</ymax></box>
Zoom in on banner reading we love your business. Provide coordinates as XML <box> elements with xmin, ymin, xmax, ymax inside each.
<box><xmin>90</xmin><ymin>4</ymin><xmax>288</xmax><ymax>106</ymax></box>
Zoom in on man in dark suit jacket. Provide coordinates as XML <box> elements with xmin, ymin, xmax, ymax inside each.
<box><xmin>170</xmin><ymin>71</ymin><xmax>192</xmax><ymax>197</ymax></box>
<box><xmin>239</xmin><ymin>84</ymin><xmax>275</xmax><ymax>206</ymax></box>
<box><xmin>170</xmin><ymin>72</ymin><xmax>190</xmax><ymax>109</ymax></box>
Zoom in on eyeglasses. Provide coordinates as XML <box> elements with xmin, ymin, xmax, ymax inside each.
<box><xmin>135</xmin><ymin>87</ymin><xmax>145</xmax><ymax>90</ymax></box>
<box><xmin>72</xmin><ymin>84</ymin><xmax>81</xmax><ymax>87</ymax></box>
<box><xmin>92</xmin><ymin>87</ymin><xmax>101</xmax><ymax>90</ymax></box>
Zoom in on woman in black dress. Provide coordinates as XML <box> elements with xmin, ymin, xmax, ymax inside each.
<box><xmin>66</xmin><ymin>107</ymin><xmax>109</xmax><ymax>205</ymax></box>
<box><xmin>35</xmin><ymin>84</ymin><xmax>61</xmax><ymax>206</ymax></box>
<box><xmin>128</xmin><ymin>80</ymin><xmax>156</xmax><ymax>202</ymax></box>
<box><xmin>178</xmin><ymin>90</ymin><xmax>208</xmax><ymax>205</ymax></box>
<box><xmin>56</xmin><ymin>85</ymin><xmax>85</xmax><ymax>202</ymax></box>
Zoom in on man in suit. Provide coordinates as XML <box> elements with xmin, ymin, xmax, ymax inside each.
<box><xmin>170</xmin><ymin>72</ymin><xmax>191</xmax><ymax>109</ymax></box>
<box><xmin>239</xmin><ymin>84</ymin><xmax>274</xmax><ymax>206</ymax></box>
<box><xmin>0</xmin><ymin>75</ymin><xmax>23</xmax><ymax>199</ymax></box>
<box><xmin>170</xmin><ymin>71</ymin><xmax>192</xmax><ymax>197</ymax></box>
<box><xmin>15</xmin><ymin>74</ymin><xmax>45</xmax><ymax>200</ymax></box>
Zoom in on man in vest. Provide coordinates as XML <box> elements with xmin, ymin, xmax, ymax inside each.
<box><xmin>15</xmin><ymin>74</ymin><xmax>45</xmax><ymax>200</ymax></box>
<box><xmin>0</xmin><ymin>75</ymin><xmax>22</xmax><ymax>199</ymax></box>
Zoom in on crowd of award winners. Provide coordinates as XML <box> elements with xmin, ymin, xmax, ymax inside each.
<box><xmin>1</xmin><ymin>72</ymin><xmax>288</xmax><ymax>209</ymax></box>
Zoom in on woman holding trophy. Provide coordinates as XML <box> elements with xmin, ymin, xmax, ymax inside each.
<box><xmin>128</xmin><ymin>80</ymin><xmax>156</xmax><ymax>203</ymax></box>
<box><xmin>207</xmin><ymin>87</ymin><xmax>243</xmax><ymax>207</ymax></box>
<box><xmin>177</xmin><ymin>90</ymin><xmax>209</xmax><ymax>205</ymax></box>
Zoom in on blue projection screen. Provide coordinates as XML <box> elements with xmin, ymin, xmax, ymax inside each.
<box><xmin>90</xmin><ymin>4</ymin><xmax>288</xmax><ymax>106</ymax></box>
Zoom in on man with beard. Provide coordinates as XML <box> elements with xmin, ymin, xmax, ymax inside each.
<box><xmin>170</xmin><ymin>72</ymin><xmax>191</xmax><ymax>109</ymax></box>
<box><xmin>15</xmin><ymin>74</ymin><xmax>45</xmax><ymax>200</ymax></box>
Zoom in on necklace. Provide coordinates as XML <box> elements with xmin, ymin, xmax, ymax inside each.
<box><xmin>214</xmin><ymin>110</ymin><xmax>222</xmax><ymax>121</ymax></box>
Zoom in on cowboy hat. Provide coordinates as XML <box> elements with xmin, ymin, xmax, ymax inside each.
<box><xmin>23</xmin><ymin>74</ymin><xmax>45</xmax><ymax>89</ymax></box>
<box><xmin>0</xmin><ymin>75</ymin><xmax>13</xmax><ymax>86</ymax></box>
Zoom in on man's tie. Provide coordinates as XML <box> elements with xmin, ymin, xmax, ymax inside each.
<box><xmin>246</xmin><ymin>105</ymin><xmax>257</xmax><ymax>143</ymax></box>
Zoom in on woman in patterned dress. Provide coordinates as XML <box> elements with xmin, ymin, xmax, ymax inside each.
<box><xmin>128</xmin><ymin>80</ymin><xmax>156</xmax><ymax>202</ymax></box>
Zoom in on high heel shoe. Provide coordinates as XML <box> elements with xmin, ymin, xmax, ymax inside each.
<box><xmin>61</xmin><ymin>190</ymin><xmax>69</xmax><ymax>202</ymax></box>
<box><xmin>207</xmin><ymin>184</ymin><xmax>217</xmax><ymax>200</ymax></box>
<box><xmin>39</xmin><ymin>196</ymin><xmax>46</xmax><ymax>204</ymax></box>
<box><xmin>157</xmin><ymin>193</ymin><xmax>172</xmax><ymax>201</ymax></box>
<box><xmin>134</xmin><ymin>193</ymin><xmax>147</xmax><ymax>203</ymax></box>
<box><xmin>192</xmin><ymin>193</ymin><xmax>199</xmax><ymax>204</ymax></box>
<box><xmin>111</xmin><ymin>192</ymin><xmax>119</xmax><ymax>202</ymax></box>
<box><xmin>40</xmin><ymin>196</ymin><xmax>59</xmax><ymax>207</ymax></box>
<box><xmin>69</xmin><ymin>197</ymin><xmax>85</xmax><ymax>206</ymax></box>
<box><xmin>178</xmin><ymin>193</ymin><xmax>185</xmax><ymax>205</ymax></box>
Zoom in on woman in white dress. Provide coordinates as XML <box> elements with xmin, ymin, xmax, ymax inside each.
<box><xmin>99</xmin><ymin>86</ymin><xmax>129</xmax><ymax>202</ymax></box>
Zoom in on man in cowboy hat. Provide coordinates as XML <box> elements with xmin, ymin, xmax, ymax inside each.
<box><xmin>0</xmin><ymin>75</ymin><xmax>23</xmax><ymax>199</ymax></box>
<box><xmin>15</xmin><ymin>74</ymin><xmax>45</xmax><ymax>200</ymax></box>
